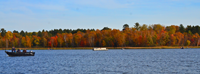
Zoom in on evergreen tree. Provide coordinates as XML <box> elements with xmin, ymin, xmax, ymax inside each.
<box><xmin>179</xmin><ymin>24</ymin><xmax>185</xmax><ymax>33</ymax></box>
<box><xmin>186</xmin><ymin>25</ymin><xmax>192</xmax><ymax>33</ymax></box>
<box><xmin>123</xmin><ymin>24</ymin><xmax>129</xmax><ymax>30</ymax></box>
<box><xmin>195</xmin><ymin>25</ymin><xmax>200</xmax><ymax>35</ymax></box>
<box><xmin>58</xmin><ymin>28</ymin><xmax>63</xmax><ymax>33</ymax></box>
<box><xmin>32</xmin><ymin>32</ymin><xmax>36</xmax><ymax>36</ymax></box>
<box><xmin>1</xmin><ymin>28</ymin><xmax>6</xmax><ymax>37</ymax></box>
<box><xmin>102</xmin><ymin>27</ymin><xmax>111</xmax><ymax>30</ymax></box>
<box><xmin>20</xmin><ymin>30</ymin><xmax>25</xmax><ymax>37</ymax></box>
<box><xmin>38</xmin><ymin>31</ymin><xmax>42</xmax><ymax>37</ymax></box>
<box><xmin>13</xmin><ymin>30</ymin><xmax>19</xmax><ymax>33</ymax></box>
<box><xmin>134</xmin><ymin>22</ymin><xmax>140</xmax><ymax>31</ymax></box>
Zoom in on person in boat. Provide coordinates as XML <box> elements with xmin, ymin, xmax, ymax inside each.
<box><xmin>17</xmin><ymin>49</ymin><xmax>19</xmax><ymax>52</ymax></box>
<box><xmin>17</xmin><ymin>49</ymin><xmax>21</xmax><ymax>52</ymax></box>
<box><xmin>23</xmin><ymin>49</ymin><xmax>27</xmax><ymax>53</ymax></box>
<box><xmin>12</xmin><ymin>47</ymin><xmax>16</xmax><ymax>52</ymax></box>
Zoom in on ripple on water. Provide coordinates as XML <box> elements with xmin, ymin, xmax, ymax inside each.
<box><xmin>1</xmin><ymin>49</ymin><xmax>200</xmax><ymax>73</ymax></box>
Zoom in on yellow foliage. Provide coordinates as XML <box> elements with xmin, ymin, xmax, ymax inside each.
<box><xmin>102</xmin><ymin>40</ymin><xmax>106</xmax><ymax>47</ymax></box>
<box><xmin>6</xmin><ymin>31</ymin><xmax>13</xmax><ymax>39</ymax></box>
<box><xmin>186</xmin><ymin>40</ymin><xmax>191</xmax><ymax>46</ymax></box>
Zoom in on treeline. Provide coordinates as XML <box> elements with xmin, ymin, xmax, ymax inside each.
<box><xmin>1</xmin><ymin>23</ymin><xmax>200</xmax><ymax>48</ymax></box>
<box><xmin>11</xmin><ymin>28</ymin><xmax>95</xmax><ymax>37</ymax></box>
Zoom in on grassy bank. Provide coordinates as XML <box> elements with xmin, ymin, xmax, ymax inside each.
<box><xmin>1</xmin><ymin>46</ymin><xmax>200</xmax><ymax>50</ymax></box>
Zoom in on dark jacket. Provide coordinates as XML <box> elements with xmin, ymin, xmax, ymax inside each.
<box><xmin>12</xmin><ymin>47</ymin><xmax>16</xmax><ymax>52</ymax></box>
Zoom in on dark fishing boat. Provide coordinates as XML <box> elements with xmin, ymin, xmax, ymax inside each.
<box><xmin>181</xmin><ymin>47</ymin><xmax>184</xmax><ymax>49</ymax></box>
<box><xmin>5</xmin><ymin>51</ymin><xmax>35</xmax><ymax>56</ymax></box>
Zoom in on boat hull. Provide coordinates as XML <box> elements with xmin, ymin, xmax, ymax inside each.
<box><xmin>93</xmin><ymin>48</ymin><xmax>108</xmax><ymax>51</ymax></box>
<box><xmin>5</xmin><ymin>51</ymin><xmax>35</xmax><ymax>56</ymax></box>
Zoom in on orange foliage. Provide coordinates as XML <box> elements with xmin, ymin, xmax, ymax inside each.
<box><xmin>2</xmin><ymin>24</ymin><xmax>200</xmax><ymax>48</ymax></box>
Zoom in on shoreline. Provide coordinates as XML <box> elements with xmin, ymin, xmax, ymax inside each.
<box><xmin>0</xmin><ymin>46</ymin><xmax>200</xmax><ymax>50</ymax></box>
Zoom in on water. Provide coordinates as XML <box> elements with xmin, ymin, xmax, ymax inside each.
<box><xmin>1</xmin><ymin>49</ymin><xmax>200</xmax><ymax>74</ymax></box>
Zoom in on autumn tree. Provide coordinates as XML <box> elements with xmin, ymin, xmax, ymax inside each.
<box><xmin>153</xmin><ymin>24</ymin><xmax>164</xmax><ymax>34</ymax></box>
<box><xmin>147</xmin><ymin>34</ymin><xmax>154</xmax><ymax>46</ymax></box>
<box><xmin>62</xmin><ymin>33</ymin><xmax>68</xmax><ymax>47</ymax></box>
<box><xmin>186</xmin><ymin>40</ymin><xmax>191</xmax><ymax>46</ymax></box>
<box><xmin>140</xmin><ymin>24</ymin><xmax>148</xmax><ymax>31</ymax></box>
<box><xmin>57</xmin><ymin>33</ymin><xmax>64</xmax><ymax>47</ymax></box>
<box><xmin>159</xmin><ymin>31</ymin><xmax>169</xmax><ymax>46</ymax></box>
<box><xmin>33</xmin><ymin>36</ymin><xmax>40</xmax><ymax>47</ymax></box>
<box><xmin>95</xmin><ymin>29</ymin><xmax>102</xmax><ymax>47</ymax></box>
<box><xmin>26</xmin><ymin>36</ymin><xmax>32</xmax><ymax>48</ymax></box>
<box><xmin>1</xmin><ymin>24</ymin><xmax>200</xmax><ymax>48</ymax></box>
<box><xmin>50</xmin><ymin>37</ymin><xmax>56</xmax><ymax>47</ymax></box>
<box><xmin>166</xmin><ymin>25</ymin><xmax>176</xmax><ymax>35</ymax></box>
<box><xmin>86</xmin><ymin>30</ymin><xmax>96</xmax><ymax>47</ymax></box>
<box><xmin>174</xmin><ymin>32</ymin><xmax>184</xmax><ymax>46</ymax></box>
<box><xmin>67</xmin><ymin>33</ymin><xmax>73</xmax><ymax>47</ymax></box>
<box><xmin>5</xmin><ymin>31</ymin><xmax>13</xmax><ymax>48</ymax></box>
<box><xmin>21</xmin><ymin>37</ymin><xmax>26</xmax><ymax>47</ymax></box>
<box><xmin>73</xmin><ymin>31</ymin><xmax>82</xmax><ymax>47</ymax></box>
<box><xmin>102</xmin><ymin>40</ymin><xmax>106</xmax><ymax>47</ymax></box>
<box><xmin>41</xmin><ymin>32</ymin><xmax>49</xmax><ymax>47</ymax></box>
<box><xmin>12</xmin><ymin>33</ymin><xmax>19</xmax><ymax>47</ymax></box>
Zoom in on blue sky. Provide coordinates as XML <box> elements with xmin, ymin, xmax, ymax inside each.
<box><xmin>0</xmin><ymin>0</ymin><xmax>200</xmax><ymax>32</ymax></box>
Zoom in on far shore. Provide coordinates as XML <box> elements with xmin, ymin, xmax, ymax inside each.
<box><xmin>0</xmin><ymin>46</ymin><xmax>200</xmax><ymax>50</ymax></box>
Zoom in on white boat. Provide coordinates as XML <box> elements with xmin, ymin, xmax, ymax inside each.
<box><xmin>93</xmin><ymin>48</ymin><xmax>108</xmax><ymax>51</ymax></box>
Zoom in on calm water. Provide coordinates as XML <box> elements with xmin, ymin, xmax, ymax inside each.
<box><xmin>1</xmin><ymin>49</ymin><xmax>200</xmax><ymax>74</ymax></box>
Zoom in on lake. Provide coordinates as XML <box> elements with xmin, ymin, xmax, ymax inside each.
<box><xmin>1</xmin><ymin>49</ymin><xmax>200</xmax><ymax>74</ymax></box>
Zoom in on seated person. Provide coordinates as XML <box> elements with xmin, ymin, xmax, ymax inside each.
<box><xmin>17</xmin><ymin>49</ymin><xmax>19</xmax><ymax>52</ymax></box>
<box><xmin>17</xmin><ymin>49</ymin><xmax>21</xmax><ymax>52</ymax></box>
<box><xmin>23</xmin><ymin>49</ymin><xmax>27</xmax><ymax>53</ymax></box>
